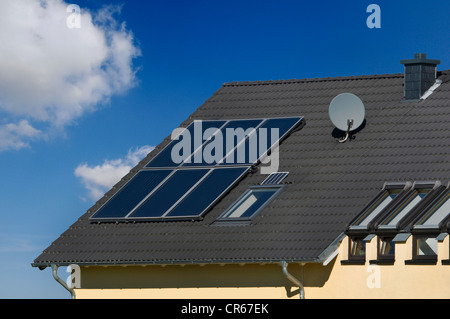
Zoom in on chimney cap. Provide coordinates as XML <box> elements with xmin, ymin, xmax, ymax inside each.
<box><xmin>400</xmin><ymin>53</ymin><xmax>440</xmax><ymax>65</ymax></box>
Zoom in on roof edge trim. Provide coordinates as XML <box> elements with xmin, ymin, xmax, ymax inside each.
<box><xmin>317</xmin><ymin>232</ymin><xmax>346</xmax><ymax>265</ymax></box>
<box><xmin>31</xmin><ymin>257</ymin><xmax>321</xmax><ymax>269</ymax></box>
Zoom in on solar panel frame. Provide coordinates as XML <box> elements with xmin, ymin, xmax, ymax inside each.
<box><xmin>181</xmin><ymin>118</ymin><xmax>264</xmax><ymax>167</ymax></box>
<box><xmin>217</xmin><ymin>119</ymin><xmax>265</xmax><ymax>166</ymax></box>
<box><xmin>179</xmin><ymin>120</ymin><xmax>230</xmax><ymax>167</ymax></box>
<box><xmin>148</xmin><ymin>116</ymin><xmax>303</xmax><ymax>169</ymax></box>
<box><xmin>89</xmin><ymin>169</ymin><xmax>174</xmax><ymax>221</ymax></box>
<box><xmin>218</xmin><ymin>116</ymin><xmax>304</xmax><ymax>167</ymax></box>
<box><xmin>126</xmin><ymin>168</ymin><xmax>211</xmax><ymax>219</ymax></box>
<box><xmin>164</xmin><ymin>166</ymin><xmax>250</xmax><ymax>220</ymax></box>
<box><xmin>145</xmin><ymin>120</ymin><xmax>227</xmax><ymax>168</ymax></box>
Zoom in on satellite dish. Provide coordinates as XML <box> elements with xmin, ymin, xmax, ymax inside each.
<box><xmin>329</xmin><ymin>93</ymin><xmax>365</xmax><ymax>143</ymax></box>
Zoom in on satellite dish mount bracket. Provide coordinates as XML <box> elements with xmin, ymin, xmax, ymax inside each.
<box><xmin>339</xmin><ymin>119</ymin><xmax>353</xmax><ymax>143</ymax></box>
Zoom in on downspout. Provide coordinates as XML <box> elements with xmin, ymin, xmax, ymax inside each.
<box><xmin>281</xmin><ymin>261</ymin><xmax>304</xmax><ymax>299</ymax></box>
<box><xmin>51</xmin><ymin>264</ymin><xmax>76</xmax><ymax>299</ymax></box>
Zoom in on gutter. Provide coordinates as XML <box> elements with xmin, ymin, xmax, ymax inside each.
<box><xmin>281</xmin><ymin>261</ymin><xmax>304</xmax><ymax>299</ymax></box>
<box><xmin>51</xmin><ymin>265</ymin><xmax>76</xmax><ymax>299</ymax></box>
<box><xmin>32</xmin><ymin>257</ymin><xmax>319</xmax><ymax>269</ymax></box>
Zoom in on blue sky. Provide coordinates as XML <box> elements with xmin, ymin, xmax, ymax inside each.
<box><xmin>0</xmin><ymin>0</ymin><xmax>449</xmax><ymax>299</ymax></box>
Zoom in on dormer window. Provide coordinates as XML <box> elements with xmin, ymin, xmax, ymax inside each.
<box><xmin>348</xmin><ymin>237</ymin><xmax>366</xmax><ymax>263</ymax></box>
<box><xmin>411</xmin><ymin>235</ymin><xmax>438</xmax><ymax>263</ymax></box>
<box><xmin>378</xmin><ymin>236</ymin><xmax>395</xmax><ymax>261</ymax></box>
<box><xmin>346</xmin><ymin>181</ymin><xmax>447</xmax><ymax>266</ymax></box>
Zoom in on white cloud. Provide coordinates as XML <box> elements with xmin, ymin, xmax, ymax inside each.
<box><xmin>0</xmin><ymin>0</ymin><xmax>140</xmax><ymax>150</ymax></box>
<box><xmin>0</xmin><ymin>120</ymin><xmax>43</xmax><ymax>151</ymax></box>
<box><xmin>75</xmin><ymin>145</ymin><xmax>154</xmax><ymax>201</ymax></box>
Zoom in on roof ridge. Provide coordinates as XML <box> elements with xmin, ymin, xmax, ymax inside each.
<box><xmin>222</xmin><ymin>73</ymin><xmax>405</xmax><ymax>87</ymax></box>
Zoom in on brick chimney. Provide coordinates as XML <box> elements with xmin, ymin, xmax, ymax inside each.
<box><xmin>400</xmin><ymin>53</ymin><xmax>440</xmax><ymax>100</ymax></box>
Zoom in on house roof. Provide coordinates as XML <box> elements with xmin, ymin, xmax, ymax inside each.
<box><xmin>32</xmin><ymin>70</ymin><xmax>450</xmax><ymax>268</ymax></box>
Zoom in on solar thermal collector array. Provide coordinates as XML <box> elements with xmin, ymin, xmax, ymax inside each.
<box><xmin>90</xmin><ymin>117</ymin><xmax>303</xmax><ymax>222</ymax></box>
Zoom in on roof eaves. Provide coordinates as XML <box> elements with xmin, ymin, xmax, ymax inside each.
<box><xmin>31</xmin><ymin>257</ymin><xmax>321</xmax><ymax>269</ymax></box>
<box><xmin>31</xmin><ymin>233</ymin><xmax>347</xmax><ymax>270</ymax></box>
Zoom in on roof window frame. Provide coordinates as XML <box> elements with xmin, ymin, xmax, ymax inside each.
<box><xmin>405</xmin><ymin>235</ymin><xmax>439</xmax><ymax>265</ymax></box>
<box><xmin>372</xmin><ymin>181</ymin><xmax>443</xmax><ymax>234</ymax></box>
<box><xmin>367</xmin><ymin>236</ymin><xmax>396</xmax><ymax>265</ymax></box>
<box><xmin>346</xmin><ymin>182</ymin><xmax>411</xmax><ymax>235</ymax></box>
<box><xmin>341</xmin><ymin>236</ymin><xmax>367</xmax><ymax>265</ymax></box>
<box><xmin>216</xmin><ymin>184</ymin><xmax>285</xmax><ymax>222</ymax></box>
<box><xmin>411</xmin><ymin>182</ymin><xmax>450</xmax><ymax>233</ymax></box>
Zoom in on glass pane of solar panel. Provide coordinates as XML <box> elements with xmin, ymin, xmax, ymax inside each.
<box><xmin>127</xmin><ymin>168</ymin><xmax>210</xmax><ymax>218</ymax></box>
<box><xmin>182</xmin><ymin>119</ymin><xmax>263</xmax><ymax>167</ymax></box>
<box><xmin>219</xmin><ymin>119</ymin><xmax>264</xmax><ymax>165</ymax></box>
<box><xmin>220</xmin><ymin>117</ymin><xmax>302</xmax><ymax>166</ymax></box>
<box><xmin>90</xmin><ymin>170</ymin><xmax>172</xmax><ymax>220</ymax></box>
<box><xmin>165</xmin><ymin>167</ymin><xmax>249</xmax><ymax>218</ymax></box>
<box><xmin>146</xmin><ymin>120</ymin><xmax>226</xmax><ymax>168</ymax></box>
<box><xmin>257</xmin><ymin>117</ymin><xmax>302</xmax><ymax>153</ymax></box>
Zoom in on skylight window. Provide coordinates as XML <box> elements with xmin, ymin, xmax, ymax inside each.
<box><xmin>349</xmin><ymin>189</ymin><xmax>401</xmax><ymax>230</ymax></box>
<box><xmin>414</xmin><ymin>191</ymin><xmax>450</xmax><ymax>230</ymax></box>
<box><xmin>378</xmin><ymin>189</ymin><xmax>431</xmax><ymax>229</ymax></box>
<box><xmin>219</xmin><ymin>185</ymin><xmax>284</xmax><ymax>221</ymax></box>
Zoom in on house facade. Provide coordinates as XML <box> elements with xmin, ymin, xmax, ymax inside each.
<box><xmin>68</xmin><ymin>233</ymin><xmax>450</xmax><ymax>299</ymax></box>
<box><xmin>33</xmin><ymin>54</ymin><xmax>450</xmax><ymax>299</ymax></box>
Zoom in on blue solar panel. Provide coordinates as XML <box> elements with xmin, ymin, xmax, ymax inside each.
<box><xmin>182</xmin><ymin>119</ymin><xmax>263</xmax><ymax>167</ymax></box>
<box><xmin>146</xmin><ymin>120</ymin><xmax>226</xmax><ymax>168</ymax></box>
<box><xmin>128</xmin><ymin>169</ymin><xmax>210</xmax><ymax>218</ymax></box>
<box><xmin>259</xmin><ymin>117</ymin><xmax>303</xmax><ymax>149</ymax></box>
<box><xmin>90</xmin><ymin>170</ymin><xmax>172</xmax><ymax>220</ymax></box>
<box><xmin>220</xmin><ymin>117</ymin><xmax>303</xmax><ymax>166</ymax></box>
<box><xmin>165</xmin><ymin>167</ymin><xmax>249</xmax><ymax>218</ymax></box>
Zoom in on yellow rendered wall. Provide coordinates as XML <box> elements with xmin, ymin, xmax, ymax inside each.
<box><xmin>305</xmin><ymin>235</ymin><xmax>450</xmax><ymax>299</ymax></box>
<box><xmin>75</xmin><ymin>263</ymin><xmax>301</xmax><ymax>299</ymax></box>
<box><xmin>75</xmin><ymin>287</ymin><xmax>292</xmax><ymax>299</ymax></box>
<box><xmin>73</xmin><ymin>235</ymin><xmax>450</xmax><ymax>299</ymax></box>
